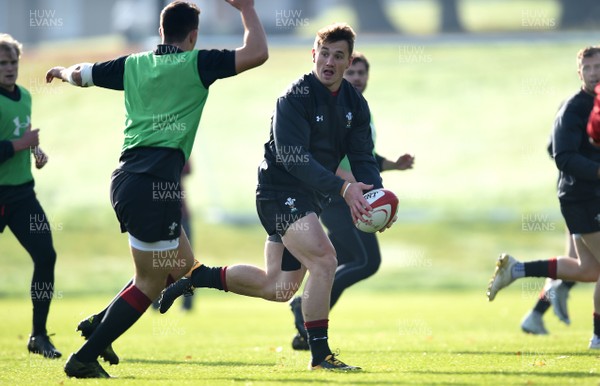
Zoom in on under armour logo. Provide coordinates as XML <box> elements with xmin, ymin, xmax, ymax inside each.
<box><xmin>316</xmin><ymin>115</ymin><xmax>323</xmax><ymax>122</ymax></box>
<box><xmin>13</xmin><ymin>116</ymin><xmax>30</xmax><ymax>136</ymax></box>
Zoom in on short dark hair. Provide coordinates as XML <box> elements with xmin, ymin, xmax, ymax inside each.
<box><xmin>577</xmin><ymin>46</ymin><xmax>600</xmax><ymax>67</ymax></box>
<box><xmin>351</xmin><ymin>51</ymin><xmax>369</xmax><ymax>72</ymax></box>
<box><xmin>314</xmin><ymin>23</ymin><xmax>356</xmax><ymax>57</ymax></box>
<box><xmin>160</xmin><ymin>1</ymin><xmax>200</xmax><ymax>43</ymax></box>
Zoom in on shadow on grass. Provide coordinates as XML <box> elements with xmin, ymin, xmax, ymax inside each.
<box><xmin>409</xmin><ymin>370</ymin><xmax>598</xmax><ymax>379</ymax></box>
<box><xmin>452</xmin><ymin>350</ymin><xmax>600</xmax><ymax>357</ymax></box>
<box><xmin>125</xmin><ymin>357</ymin><xmax>272</xmax><ymax>367</ymax></box>
<box><xmin>216</xmin><ymin>377</ymin><xmax>407</xmax><ymax>385</ymax></box>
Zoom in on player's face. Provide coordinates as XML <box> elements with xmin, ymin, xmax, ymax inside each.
<box><xmin>312</xmin><ymin>40</ymin><xmax>352</xmax><ymax>92</ymax></box>
<box><xmin>344</xmin><ymin>61</ymin><xmax>369</xmax><ymax>94</ymax></box>
<box><xmin>578</xmin><ymin>53</ymin><xmax>600</xmax><ymax>94</ymax></box>
<box><xmin>0</xmin><ymin>48</ymin><xmax>18</xmax><ymax>92</ymax></box>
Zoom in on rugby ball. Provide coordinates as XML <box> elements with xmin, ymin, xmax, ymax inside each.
<box><xmin>355</xmin><ymin>189</ymin><xmax>399</xmax><ymax>233</ymax></box>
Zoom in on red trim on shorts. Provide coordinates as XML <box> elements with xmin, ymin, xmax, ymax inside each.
<box><xmin>121</xmin><ymin>285</ymin><xmax>152</xmax><ymax>313</ymax></box>
<box><xmin>305</xmin><ymin>319</ymin><xmax>329</xmax><ymax>330</ymax></box>
<box><xmin>548</xmin><ymin>257</ymin><xmax>557</xmax><ymax>280</ymax></box>
<box><xmin>221</xmin><ymin>266</ymin><xmax>228</xmax><ymax>292</ymax></box>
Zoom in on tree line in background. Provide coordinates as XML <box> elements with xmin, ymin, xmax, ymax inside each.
<box><xmin>291</xmin><ymin>0</ymin><xmax>600</xmax><ymax>33</ymax></box>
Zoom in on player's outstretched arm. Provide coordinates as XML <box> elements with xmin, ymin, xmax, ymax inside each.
<box><xmin>45</xmin><ymin>63</ymin><xmax>94</xmax><ymax>87</ymax></box>
<box><xmin>381</xmin><ymin>153</ymin><xmax>415</xmax><ymax>171</ymax></box>
<box><xmin>225</xmin><ymin>0</ymin><xmax>268</xmax><ymax>74</ymax></box>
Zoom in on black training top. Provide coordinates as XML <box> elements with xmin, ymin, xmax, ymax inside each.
<box><xmin>552</xmin><ymin>88</ymin><xmax>599</xmax><ymax>202</ymax></box>
<box><xmin>258</xmin><ymin>72</ymin><xmax>382</xmax><ymax>204</ymax></box>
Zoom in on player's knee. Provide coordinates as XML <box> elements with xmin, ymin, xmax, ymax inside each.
<box><xmin>581</xmin><ymin>269</ymin><xmax>600</xmax><ymax>282</ymax></box>
<box><xmin>310</xmin><ymin>250</ymin><xmax>337</xmax><ymax>278</ymax></box>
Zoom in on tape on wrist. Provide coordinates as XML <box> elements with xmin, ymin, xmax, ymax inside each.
<box><xmin>342</xmin><ymin>182</ymin><xmax>352</xmax><ymax>198</ymax></box>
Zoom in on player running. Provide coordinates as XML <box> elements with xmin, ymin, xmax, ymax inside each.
<box><xmin>520</xmin><ymin>233</ymin><xmax>576</xmax><ymax>335</ymax></box>
<box><xmin>159</xmin><ymin>22</ymin><xmax>396</xmax><ymax>371</ymax></box>
<box><xmin>487</xmin><ymin>46</ymin><xmax>600</xmax><ymax>348</ymax></box>
<box><xmin>289</xmin><ymin>52</ymin><xmax>414</xmax><ymax>350</ymax></box>
<box><xmin>520</xmin><ymin>136</ymin><xmax>577</xmax><ymax>335</ymax></box>
<box><xmin>0</xmin><ymin>33</ymin><xmax>60</xmax><ymax>359</ymax></box>
<box><xmin>45</xmin><ymin>0</ymin><xmax>267</xmax><ymax>378</ymax></box>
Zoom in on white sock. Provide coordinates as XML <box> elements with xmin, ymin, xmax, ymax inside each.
<box><xmin>511</xmin><ymin>262</ymin><xmax>525</xmax><ymax>279</ymax></box>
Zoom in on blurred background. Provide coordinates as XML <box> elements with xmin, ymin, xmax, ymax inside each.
<box><xmin>2</xmin><ymin>0</ymin><xmax>600</xmax><ymax>297</ymax></box>
<box><xmin>3</xmin><ymin>0</ymin><xmax>600</xmax><ymax>44</ymax></box>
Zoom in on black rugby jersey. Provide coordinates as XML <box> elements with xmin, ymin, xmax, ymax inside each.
<box><xmin>258</xmin><ymin>72</ymin><xmax>382</xmax><ymax>202</ymax></box>
<box><xmin>552</xmin><ymin>88</ymin><xmax>599</xmax><ymax>202</ymax></box>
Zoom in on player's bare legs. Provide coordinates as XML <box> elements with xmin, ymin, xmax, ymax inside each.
<box><xmin>522</xmin><ymin>232</ymin><xmax>577</xmax><ymax>334</ymax></box>
<box><xmin>557</xmin><ymin>234</ymin><xmax>600</xmax><ymax>281</ymax></box>
<box><xmin>281</xmin><ymin>214</ymin><xmax>337</xmax><ymax>322</ymax></box>
<box><xmin>579</xmin><ymin>234</ymin><xmax>600</xmax><ymax>308</ymax></box>
<box><xmin>279</xmin><ymin>214</ymin><xmax>358</xmax><ymax>369</ymax></box>
<box><xmin>488</xmin><ymin>235</ymin><xmax>600</xmax><ymax>302</ymax></box>
<box><xmin>578</xmin><ymin>233</ymin><xmax>600</xmax><ymax>348</ymax></box>
<box><xmin>66</xmin><ymin>231</ymin><xmax>194</xmax><ymax>377</ymax></box>
<box><xmin>160</xmin><ymin>239</ymin><xmax>306</xmax><ymax>310</ymax></box>
<box><xmin>132</xmin><ymin>232</ymin><xmax>195</xmax><ymax>299</ymax></box>
<box><xmin>224</xmin><ymin>240</ymin><xmax>306</xmax><ymax>301</ymax></box>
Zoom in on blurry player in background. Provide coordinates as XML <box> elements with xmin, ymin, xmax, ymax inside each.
<box><xmin>0</xmin><ymin>33</ymin><xmax>60</xmax><ymax>359</ymax></box>
<box><xmin>521</xmin><ymin>233</ymin><xmax>576</xmax><ymax>334</ymax></box>
<box><xmin>160</xmin><ymin>22</ymin><xmax>396</xmax><ymax>371</ymax></box>
<box><xmin>488</xmin><ymin>46</ymin><xmax>600</xmax><ymax>349</ymax></box>
<box><xmin>46</xmin><ymin>0</ymin><xmax>267</xmax><ymax>378</ymax></box>
<box><xmin>520</xmin><ymin>137</ymin><xmax>578</xmax><ymax>335</ymax></box>
<box><xmin>288</xmin><ymin>52</ymin><xmax>414</xmax><ymax>350</ymax></box>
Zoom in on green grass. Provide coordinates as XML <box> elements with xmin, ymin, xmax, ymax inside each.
<box><xmin>2</xmin><ymin>290</ymin><xmax>599</xmax><ymax>385</ymax></box>
<box><xmin>1</xmin><ymin>217</ymin><xmax>572</xmax><ymax>296</ymax></box>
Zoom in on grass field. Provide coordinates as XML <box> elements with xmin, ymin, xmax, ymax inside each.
<box><xmin>3</xmin><ymin>27</ymin><xmax>600</xmax><ymax>384</ymax></box>
<box><xmin>2</xmin><ymin>291</ymin><xmax>600</xmax><ymax>385</ymax></box>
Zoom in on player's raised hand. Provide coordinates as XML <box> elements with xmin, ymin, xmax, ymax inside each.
<box><xmin>224</xmin><ymin>0</ymin><xmax>254</xmax><ymax>11</ymax></box>
<box><xmin>342</xmin><ymin>181</ymin><xmax>373</xmax><ymax>224</ymax></box>
<box><xmin>45</xmin><ymin>67</ymin><xmax>66</xmax><ymax>83</ymax></box>
<box><xmin>394</xmin><ymin>154</ymin><xmax>415</xmax><ymax>170</ymax></box>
